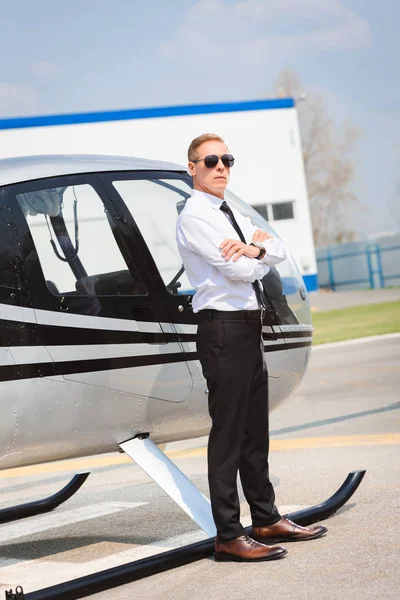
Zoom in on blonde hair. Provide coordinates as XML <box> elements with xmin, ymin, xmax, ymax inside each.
<box><xmin>187</xmin><ymin>133</ymin><xmax>226</xmax><ymax>162</ymax></box>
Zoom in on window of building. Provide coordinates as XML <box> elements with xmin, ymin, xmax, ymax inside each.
<box><xmin>251</xmin><ymin>204</ymin><xmax>269</xmax><ymax>221</ymax></box>
<box><xmin>271</xmin><ymin>201</ymin><xmax>294</xmax><ymax>221</ymax></box>
<box><xmin>17</xmin><ymin>183</ymin><xmax>146</xmax><ymax>296</ymax></box>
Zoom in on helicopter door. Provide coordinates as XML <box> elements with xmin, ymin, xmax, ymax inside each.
<box><xmin>10</xmin><ymin>175</ymin><xmax>193</xmax><ymax>403</ymax></box>
<box><xmin>102</xmin><ymin>172</ymin><xmax>199</xmax><ymax>379</ymax></box>
<box><xmin>0</xmin><ymin>189</ymin><xmax>24</xmax><ymax>460</ymax></box>
<box><xmin>108</xmin><ymin>173</ymin><xmax>195</xmax><ymax>319</ymax></box>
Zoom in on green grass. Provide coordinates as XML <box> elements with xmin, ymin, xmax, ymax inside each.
<box><xmin>312</xmin><ymin>301</ymin><xmax>400</xmax><ymax>345</ymax></box>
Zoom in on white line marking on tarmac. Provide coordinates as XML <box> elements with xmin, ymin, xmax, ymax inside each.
<box><xmin>0</xmin><ymin>502</ymin><xmax>147</xmax><ymax>544</ymax></box>
<box><xmin>0</xmin><ymin>505</ymin><xmax>306</xmax><ymax>594</ymax></box>
<box><xmin>312</xmin><ymin>332</ymin><xmax>400</xmax><ymax>351</ymax></box>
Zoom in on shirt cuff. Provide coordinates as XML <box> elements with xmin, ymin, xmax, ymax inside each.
<box><xmin>259</xmin><ymin>238</ymin><xmax>287</xmax><ymax>265</ymax></box>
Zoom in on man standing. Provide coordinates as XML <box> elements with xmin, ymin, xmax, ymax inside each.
<box><xmin>176</xmin><ymin>133</ymin><xmax>326</xmax><ymax>562</ymax></box>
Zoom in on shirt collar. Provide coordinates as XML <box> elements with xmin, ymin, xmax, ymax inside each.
<box><xmin>190</xmin><ymin>189</ymin><xmax>224</xmax><ymax>211</ymax></box>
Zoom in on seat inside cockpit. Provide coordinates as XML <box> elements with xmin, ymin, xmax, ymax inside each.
<box><xmin>17</xmin><ymin>184</ymin><xmax>147</xmax><ymax>302</ymax></box>
<box><xmin>75</xmin><ymin>270</ymin><xmax>146</xmax><ymax>296</ymax></box>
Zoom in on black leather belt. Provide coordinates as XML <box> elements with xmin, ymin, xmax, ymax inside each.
<box><xmin>199</xmin><ymin>309</ymin><xmax>262</xmax><ymax>321</ymax></box>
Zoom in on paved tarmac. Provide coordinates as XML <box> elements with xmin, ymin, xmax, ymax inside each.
<box><xmin>309</xmin><ymin>287</ymin><xmax>400</xmax><ymax>312</ymax></box>
<box><xmin>0</xmin><ymin>335</ymin><xmax>399</xmax><ymax>600</ymax></box>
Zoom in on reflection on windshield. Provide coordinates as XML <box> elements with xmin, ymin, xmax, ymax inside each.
<box><xmin>225</xmin><ymin>189</ymin><xmax>312</xmax><ymax>326</ymax></box>
<box><xmin>262</xmin><ymin>266</ymin><xmax>298</xmax><ymax>325</ymax></box>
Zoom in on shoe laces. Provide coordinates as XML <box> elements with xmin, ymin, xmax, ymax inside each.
<box><xmin>283</xmin><ymin>515</ymin><xmax>307</xmax><ymax>532</ymax></box>
<box><xmin>244</xmin><ymin>534</ymin><xmax>261</xmax><ymax>548</ymax></box>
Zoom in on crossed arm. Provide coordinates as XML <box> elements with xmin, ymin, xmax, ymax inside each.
<box><xmin>177</xmin><ymin>214</ymin><xmax>286</xmax><ymax>283</ymax></box>
<box><xmin>220</xmin><ymin>228</ymin><xmax>273</xmax><ymax>261</ymax></box>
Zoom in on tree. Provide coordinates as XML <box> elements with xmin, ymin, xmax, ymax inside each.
<box><xmin>274</xmin><ymin>70</ymin><xmax>360</xmax><ymax>247</ymax></box>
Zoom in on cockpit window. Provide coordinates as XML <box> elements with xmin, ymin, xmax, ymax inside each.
<box><xmin>226</xmin><ymin>189</ymin><xmax>312</xmax><ymax>325</ymax></box>
<box><xmin>17</xmin><ymin>184</ymin><xmax>146</xmax><ymax>297</ymax></box>
<box><xmin>113</xmin><ymin>177</ymin><xmax>194</xmax><ymax>295</ymax></box>
<box><xmin>112</xmin><ymin>176</ymin><xmax>311</xmax><ymax>324</ymax></box>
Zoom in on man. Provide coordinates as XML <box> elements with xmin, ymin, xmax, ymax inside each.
<box><xmin>176</xmin><ymin>133</ymin><xmax>326</xmax><ymax>562</ymax></box>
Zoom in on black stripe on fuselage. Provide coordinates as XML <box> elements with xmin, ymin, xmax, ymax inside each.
<box><xmin>0</xmin><ymin>351</ymin><xmax>194</xmax><ymax>382</ymax></box>
<box><xmin>268</xmin><ymin>341</ymin><xmax>312</xmax><ymax>352</ymax></box>
<box><xmin>0</xmin><ymin>340</ymin><xmax>312</xmax><ymax>383</ymax></box>
<box><xmin>0</xmin><ymin>318</ymin><xmax>311</xmax><ymax>347</ymax></box>
<box><xmin>0</xmin><ymin>319</ymin><xmax>194</xmax><ymax>346</ymax></box>
<box><xmin>269</xmin><ymin>330</ymin><xmax>312</xmax><ymax>339</ymax></box>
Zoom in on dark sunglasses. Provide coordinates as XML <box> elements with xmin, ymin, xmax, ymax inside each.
<box><xmin>192</xmin><ymin>153</ymin><xmax>235</xmax><ymax>168</ymax></box>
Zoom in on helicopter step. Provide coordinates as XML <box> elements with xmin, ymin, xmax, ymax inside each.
<box><xmin>119</xmin><ymin>434</ymin><xmax>216</xmax><ymax>537</ymax></box>
<box><xmin>0</xmin><ymin>473</ymin><xmax>90</xmax><ymax>525</ymax></box>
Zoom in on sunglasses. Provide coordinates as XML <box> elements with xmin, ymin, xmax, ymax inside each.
<box><xmin>192</xmin><ymin>154</ymin><xmax>235</xmax><ymax>169</ymax></box>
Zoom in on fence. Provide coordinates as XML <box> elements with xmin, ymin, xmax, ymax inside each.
<box><xmin>316</xmin><ymin>233</ymin><xmax>400</xmax><ymax>291</ymax></box>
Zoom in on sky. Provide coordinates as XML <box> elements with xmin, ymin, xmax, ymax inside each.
<box><xmin>0</xmin><ymin>0</ymin><xmax>399</xmax><ymax>237</ymax></box>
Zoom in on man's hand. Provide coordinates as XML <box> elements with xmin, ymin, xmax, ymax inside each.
<box><xmin>220</xmin><ymin>239</ymin><xmax>260</xmax><ymax>262</ymax></box>
<box><xmin>252</xmin><ymin>229</ymin><xmax>273</xmax><ymax>243</ymax></box>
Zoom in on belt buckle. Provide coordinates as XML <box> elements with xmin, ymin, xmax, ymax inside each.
<box><xmin>260</xmin><ymin>307</ymin><xmax>266</xmax><ymax>323</ymax></box>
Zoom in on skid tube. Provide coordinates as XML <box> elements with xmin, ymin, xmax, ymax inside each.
<box><xmin>0</xmin><ymin>473</ymin><xmax>90</xmax><ymax>525</ymax></box>
<box><xmin>5</xmin><ymin>469</ymin><xmax>366</xmax><ymax>600</ymax></box>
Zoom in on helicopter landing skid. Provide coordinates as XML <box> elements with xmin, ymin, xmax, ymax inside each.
<box><xmin>0</xmin><ymin>472</ymin><xmax>90</xmax><ymax>525</ymax></box>
<box><xmin>4</xmin><ymin>465</ymin><xmax>366</xmax><ymax>600</ymax></box>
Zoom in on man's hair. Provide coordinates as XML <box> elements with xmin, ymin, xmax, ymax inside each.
<box><xmin>187</xmin><ymin>133</ymin><xmax>226</xmax><ymax>162</ymax></box>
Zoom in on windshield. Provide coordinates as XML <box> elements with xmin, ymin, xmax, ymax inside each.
<box><xmin>113</xmin><ymin>175</ymin><xmax>311</xmax><ymax>326</ymax></box>
<box><xmin>225</xmin><ymin>189</ymin><xmax>312</xmax><ymax>326</ymax></box>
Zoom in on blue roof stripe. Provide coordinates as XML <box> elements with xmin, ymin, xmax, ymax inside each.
<box><xmin>0</xmin><ymin>98</ymin><xmax>294</xmax><ymax>131</ymax></box>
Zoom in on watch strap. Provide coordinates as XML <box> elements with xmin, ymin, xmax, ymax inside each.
<box><xmin>250</xmin><ymin>242</ymin><xmax>266</xmax><ymax>260</ymax></box>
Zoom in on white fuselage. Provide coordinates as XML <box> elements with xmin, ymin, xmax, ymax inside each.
<box><xmin>0</xmin><ymin>302</ymin><xmax>312</xmax><ymax>471</ymax></box>
<box><xmin>0</xmin><ymin>154</ymin><xmax>313</xmax><ymax>472</ymax></box>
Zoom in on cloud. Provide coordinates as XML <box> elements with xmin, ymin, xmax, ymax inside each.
<box><xmin>31</xmin><ymin>61</ymin><xmax>61</xmax><ymax>77</ymax></box>
<box><xmin>0</xmin><ymin>82</ymin><xmax>39</xmax><ymax>117</ymax></box>
<box><xmin>160</xmin><ymin>0</ymin><xmax>370</xmax><ymax>63</ymax></box>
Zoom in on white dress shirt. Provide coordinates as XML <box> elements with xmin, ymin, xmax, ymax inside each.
<box><xmin>176</xmin><ymin>189</ymin><xmax>287</xmax><ymax>313</ymax></box>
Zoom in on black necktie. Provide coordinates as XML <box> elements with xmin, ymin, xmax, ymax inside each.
<box><xmin>219</xmin><ymin>200</ymin><xmax>267</xmax><ymax>310</ymax></box>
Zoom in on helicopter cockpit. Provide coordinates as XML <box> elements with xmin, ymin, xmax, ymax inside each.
<box><xmin>17</xmin><ymin>184</ymin><xmax>146</xmax><ymax>305</ymax></box>
<box><xmin>13</xmin><ymin>170</ymin><xmax>311</xmax><ymax>328</ymax></box>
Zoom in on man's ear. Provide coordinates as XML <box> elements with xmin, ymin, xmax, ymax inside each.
<box><xmin>188</xmin><ymin>162</ymin><xmax>196</xmax><ymax>177</ymax></box>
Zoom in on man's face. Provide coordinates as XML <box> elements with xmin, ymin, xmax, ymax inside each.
<box><xmin>188</xmin><ymin>140</ymin><xmax>230</xmax><ymax>198</ymax></box>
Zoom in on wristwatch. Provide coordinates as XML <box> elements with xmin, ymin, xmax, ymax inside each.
<box><xmin>250</xmin><ymin>242</ymin><xmax>266</xmax><ymax>260</ymax></box>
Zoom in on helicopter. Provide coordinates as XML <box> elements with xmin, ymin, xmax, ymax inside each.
<box><xmin>1</xmin><ymin>153</ymin><xmax>365</xmax><ymax>534</ymax></box>
<box><xmin>0</xmin><ymin>154</ymin><xmax>366</xmax><ymax>598</ymax></box>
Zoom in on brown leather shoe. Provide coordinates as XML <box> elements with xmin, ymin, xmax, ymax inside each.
<box><xmin>252</xmin><ymin>516</ymin><xmax>327</xmax><ymax>543</ymax></box>
<box><xmin>214</xmin><ymin>534</ymin><xmax>287</xmax><ymax>562</ymax></box>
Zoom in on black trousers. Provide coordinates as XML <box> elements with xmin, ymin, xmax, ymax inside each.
<box><xmin>196</xmin><ymin>312</ymin><xmax>281</xmax><ymax>541</ymax></box>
